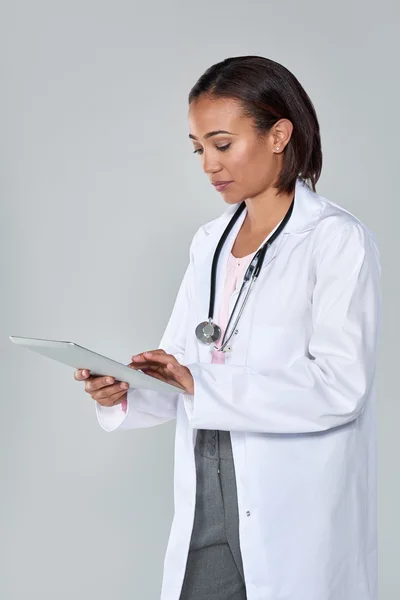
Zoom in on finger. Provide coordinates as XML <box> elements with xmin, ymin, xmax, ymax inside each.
<box><xmin>132</xmin><ymin>352</ymin><xmax>178</xmax><ymax>367</ymax></box>
<box><xmin>75</xmin><ymin>369</ymin><xmax>91</xmax><ymax>381</ymax></box>
<box><xmin>129</xmin><ymin>364</ymin><xmax>170</xmax><ymax>383</ymax></box>
<box><xmin>129</xmin><ymin>358</ymin><xmax>184</xmax><ymax>389</ymax></box>
<box><xmin>143</xmin><ymin>367</ymin><xmax>186</xmax><ymax>390</ymax></box>
<box><xmin>140</xmin><ymin>368</ymin><xmax>168</xmax><ymax>382</ymax></box>
<box><xmin>128</xmin><ymin>356</ymin><xmax>161</xmax><ymax>368</ymax></box>
<box><xmin>127</xmin><ymin>362</ymin><xmax>143</xmax><ymax>370</ymax></box>
<box><xmin>142</xmin><ymin>365</ymin><xmax>177</xmax><ymax>383</ymax></box>
<box><xmin>143</xmin><ymin>364</ymin><xmax>187</xmax><ymax>391</ymax></box>
<box><xmin>94</xmin><ymin>388</ymin><xmax>127</xmax><ymax>407</ymax></box>
<box><xmin>129</xmin><ymin>362</ymin><xmax>166</xmax><ymax>374</ymax></box>
<box><xmin>128</xmin><ymin>361</ymin><xmax>172</xmax><ymax>385</ymax></box>
<box><xmin>134</xmin><ymin>361</ymin><xmax>185</xmax><ymax>389</ymax></box>
<box><xmin>140</xmin><ymin>366</ymin><xmax>173</xmax><ymax>382</ymax></box>
<box><xmin>84</xmin><ymin>375</ymin><xmax>116</xmax><ymax>394</ymax></box>
<box><xmin>91</xmin><ymin>381</ymin><xmax>129</xmax><ymax>400</ymax></box>
<box><xmin>130</xmin><ymin>349</ymin><xmax>166</xmax><ymax>362</ymax></box>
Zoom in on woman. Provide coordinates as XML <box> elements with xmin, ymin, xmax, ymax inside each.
<box><xmin>75</xmin><ymin>56</ymin><xmax>381</xmax><ymax>600</ymax></box>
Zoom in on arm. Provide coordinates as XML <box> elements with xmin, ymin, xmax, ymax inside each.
<box><xmin>184</xmin><ymin>223</ymin><xmax>382</xmax><ymax>434</ymax></box>
<box><xmin>96</xmin><ymin>231</ymin><xmax>198</xmax><ymax>432</ymax></box>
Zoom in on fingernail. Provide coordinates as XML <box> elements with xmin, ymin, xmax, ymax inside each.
<box><xmin>82</xmin><ymin>370</ymin><xmax>87</xmax><ymax>377</ymax></box>
<box><xmin>106</xmin><ymin>378</ymin><xmax>113</xmax><ymax>384</ymax></box>
<box><xmin>145</xmin><ymin>352</ymin><xmax>152</xmax><ymax>356</ymax></box>
<box><xmin>120</xmin><ymin>382</ymin><xmax>128</xmax><ymax>389</ymax></box>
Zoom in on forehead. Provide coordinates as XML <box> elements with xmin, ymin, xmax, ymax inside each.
<box><xmin>188</xmin><ymin>95</ymin><xmax>249</xmax><ymax>137</ymax></box>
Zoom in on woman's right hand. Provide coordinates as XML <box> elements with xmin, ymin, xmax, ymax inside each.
<box><xmin>74</xmin><ymin>369</ymin><xmax>129</xmax><ymax>407</ymax></box>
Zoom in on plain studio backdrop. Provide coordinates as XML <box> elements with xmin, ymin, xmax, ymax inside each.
<box><xmin>0</xmin><ymin>1</ymin><xmax>398</xmax><ymax>598</ymax></box>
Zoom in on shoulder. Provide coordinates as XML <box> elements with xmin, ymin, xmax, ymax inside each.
<box><xmin>315</xmin><ymin>192</ymin><xmax>375</xmax><ymax>238</ymax></box>
<box><xmin>311</xmin><ymin>191</ymin><xmax>381</xmax><ymax>274</ymax></box>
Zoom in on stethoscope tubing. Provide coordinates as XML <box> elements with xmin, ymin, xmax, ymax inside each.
<box><xmin>199</xmin><ymin>195</ymin><xmax>295</xmax><ymax>352</ymax></box>
<box><xmin>214</xmin><ymin>275</ymin><xmax>257</xmax><ymax>352</ymax></box>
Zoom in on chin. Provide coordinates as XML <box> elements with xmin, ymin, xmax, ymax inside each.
<box><xmin>221</xmin><ymin>193</ymin><xmax>246</xmax><ymax>205</ymax></box>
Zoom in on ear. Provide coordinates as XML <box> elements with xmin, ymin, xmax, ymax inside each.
<box><xmin>271</xmin><ymin>118</ymin><xmax>293</xmax><ymax>153</ymax></box>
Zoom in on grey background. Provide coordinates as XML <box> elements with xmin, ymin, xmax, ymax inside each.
<box><xmin>0</xmin><ymin>1</ymin><xmax>398</xmax><ymax>598</ymax></box>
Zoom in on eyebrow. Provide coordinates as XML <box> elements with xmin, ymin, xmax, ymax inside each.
<box><xmin>188</xmin><ymin>130</ymin><xmax>237</xmax><ymax>140</ymax></box>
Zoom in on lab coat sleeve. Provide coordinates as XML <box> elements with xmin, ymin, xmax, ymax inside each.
<box><xmin>184</xmin><ymin>222</ymin><xmax>382</xmax><ymax>434</ymax></box>
<box><xmin>95</xmin><ymin>230</ymin><xmax>198</xmax><ymax>432</ymax></box>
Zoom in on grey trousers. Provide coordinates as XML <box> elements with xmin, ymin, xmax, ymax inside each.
<box><xmin>179</xmin><ymin>429</ymin><xmax>247</xmax><ymax>600</ymax></box>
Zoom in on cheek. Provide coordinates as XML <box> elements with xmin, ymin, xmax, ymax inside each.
<box><xmin>232</xmin><ymin>146</ymin><xmax>272</xmax><ymax>186</ymax></box>
<box><xmin>228</xmin><ymin>145</ymin><xmax>256</xmax><ymax>178</ymax></box>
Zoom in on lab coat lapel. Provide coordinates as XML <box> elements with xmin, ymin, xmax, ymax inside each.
<box><xmin>231</xmin><ymin>177</ymin><xmax>323</xmax><ymax>293</ymax></box>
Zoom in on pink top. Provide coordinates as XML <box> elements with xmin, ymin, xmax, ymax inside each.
<box><xmin>211</xmin><ymin>250</ymin><xmax>256</xmax><ymax>363</ymax></box>
<box><xmin>120</xmin><ymin>249</ymin><xmax>256</xmax><ymax>413</ymax></box>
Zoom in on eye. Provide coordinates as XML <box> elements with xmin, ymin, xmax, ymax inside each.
<box><xmin>192</xmin><ymin>143</ymin><xmax>231</xmax><ymax>155</ymax></box>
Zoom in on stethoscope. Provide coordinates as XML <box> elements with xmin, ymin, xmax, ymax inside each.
<box><xmin>195</xmin><ymin>196</ymin><xmax>295</xmax><ymax>353</ymax></box>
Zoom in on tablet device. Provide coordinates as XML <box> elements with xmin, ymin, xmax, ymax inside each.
<box><xmin>9</xmin><ymin>336</ymin><xmax>181</xmax><ymax>394</ymax></box>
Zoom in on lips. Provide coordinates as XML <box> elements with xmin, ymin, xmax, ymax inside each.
<box><xmin>212</xmin><ymin>181</ymin><xmax>233</xmax><ymax>191</ymax></box>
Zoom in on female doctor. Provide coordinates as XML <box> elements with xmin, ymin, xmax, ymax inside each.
<box><xmin>75</xmin><ymin>56</ymin><xmax>382</xmax><ymax>600</ymax></box>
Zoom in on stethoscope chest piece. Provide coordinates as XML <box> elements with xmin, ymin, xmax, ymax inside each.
<box><xmin>195</xmin><ymin>320</ymin><xmax>221</xmax><ymax>345</ymax></box>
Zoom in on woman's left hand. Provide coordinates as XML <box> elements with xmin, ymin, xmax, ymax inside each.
<box><xmin>128</xmin><ymin>349</ymin><xmax>194</xmax><ymax>395</ymax></box>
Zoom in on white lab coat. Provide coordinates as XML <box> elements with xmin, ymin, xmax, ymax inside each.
<box><xmin>96</xmin><ymin>178</ymin><xmax>382</xmax><ymax>600</ymax></box>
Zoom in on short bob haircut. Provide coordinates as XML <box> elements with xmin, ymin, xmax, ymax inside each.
<box><xmin>188</xmin><ymin>56</ymin><xmax>322</xmax><ymax>196</ymax></box>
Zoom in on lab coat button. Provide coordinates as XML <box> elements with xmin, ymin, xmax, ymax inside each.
<box><xmin>246</xmin><ymin>510</ymin><xmax>251</xmax><ymax>517</ymax></box>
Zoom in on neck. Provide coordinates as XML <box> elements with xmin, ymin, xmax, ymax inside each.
<box><xmin>243</xmin><ymin>187</ymin><xmax>294</xmax><ymax>235</ymax></box>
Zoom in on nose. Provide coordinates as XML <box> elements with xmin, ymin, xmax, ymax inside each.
<box><xmin>202</xmin><ymin>151</ymin><xmax>222</xmax><ymax>175</ymax></box>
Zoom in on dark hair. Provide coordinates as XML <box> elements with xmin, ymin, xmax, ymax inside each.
<box><xmin>188</xmin><ymin>56</ymin><xmax>322</xmax><ymax>195</ymax></box>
